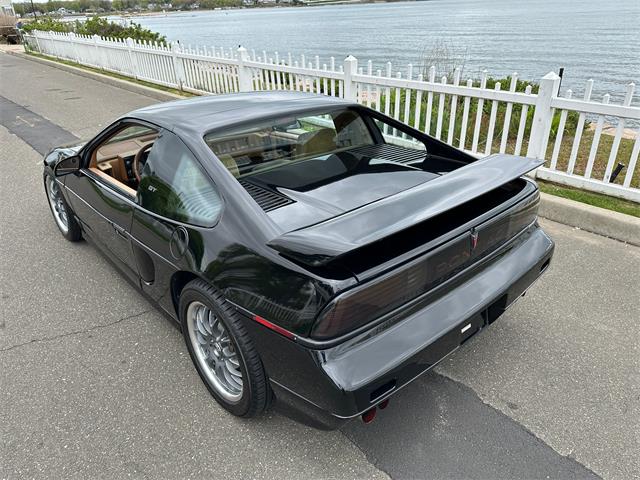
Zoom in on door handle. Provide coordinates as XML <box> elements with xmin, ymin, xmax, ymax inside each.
<box><xmin>113</xmin><ymin>223</ymin><xmax>127</xmax><ymax>238</ymax></box>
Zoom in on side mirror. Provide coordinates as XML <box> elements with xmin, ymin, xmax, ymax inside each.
<box><xmin>54</xmin><ymin>155</ymin><xmax>81</xmax><ymax>176</ymax></box>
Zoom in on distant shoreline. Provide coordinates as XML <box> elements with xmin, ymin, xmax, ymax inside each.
<box><xmin>22</xmin><ymin>0</ymin><xmax>421</xmax><ymax>23</ymax></box>
<box><xmin>24</xmin><ymin>0</ymin><xmax>402</xmax><ymax>22</ymax></box>
<box><xmin>113</xmin><ymin>0</ymin><xmax>411</xmax><ymax>18</ymax></box>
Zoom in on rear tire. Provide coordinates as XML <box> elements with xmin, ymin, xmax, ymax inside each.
<box><xmin>179</xmin><ymin>279</ymin><xmax>270</xmax><ymax>418</ymax></box>
<box><xmin>44</xmin><ymin>172</ymin><xmax>82</xmax><ymax>242</ymax></box>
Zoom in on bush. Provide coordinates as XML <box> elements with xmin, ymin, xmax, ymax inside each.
<box><xmin>22</xmin><ymin>16</ymin><xmax>166</xmax><ymax>44</ymax></box>
<box><xmin>21</xmin><ymin>17</ymin><xmax>68</xmax><ymax>33</ymax></box>
<box><xmin>75</xmin><ymin>16</ymin><xmax>165</xmax><ymax>43</ymax></box>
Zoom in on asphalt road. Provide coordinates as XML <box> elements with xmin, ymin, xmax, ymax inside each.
<box><xmin>1</xmin><ymin>51</ymin><xmax>638</xmax><ymax>479</ymax></box>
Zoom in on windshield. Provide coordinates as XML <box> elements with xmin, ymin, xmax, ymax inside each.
<box><xmin>105</xmin><ymin>125</ymin><xmax>156</xmax><ymax>145</ymax></box>
<box><xmin>203</xmin><ymin>108</ymin><xmax>375</xmax><ymax>179</ymax></box>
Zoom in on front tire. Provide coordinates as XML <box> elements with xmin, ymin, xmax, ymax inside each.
<box><xmin>179</xmin><ymin>279</ymin><xmax>270</xmax><ymax>418</ymax></box>
<box><xmin>44</xmin><ymin>172</ymin><xmax>82</xmax><ymax>242</ymax></box>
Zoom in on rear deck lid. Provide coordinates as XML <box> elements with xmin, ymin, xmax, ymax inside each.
<box><xmin>267</xmin><ymin>154</ymin><xmax>543</xmax><ymax>266</ymax></box>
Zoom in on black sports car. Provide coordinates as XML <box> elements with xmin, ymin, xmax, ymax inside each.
<box><xmin>44</xmin><ymin>92</ymin><xmax>554</xmax><ymax>429</ymax></box>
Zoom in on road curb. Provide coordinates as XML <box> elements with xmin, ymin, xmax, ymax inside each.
<box><xmin>5</xmin><ymin>49</ymin><xmax>185</xmax><ymax>102</ymax></box>
<box><xmin>539</xmin><ymin>192</ymin><xmax>640</xmax><ymax>246</ymax></box>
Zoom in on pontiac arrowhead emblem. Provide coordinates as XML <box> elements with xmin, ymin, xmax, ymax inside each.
<box><xmin>470</xmin><ymin>228</ymin><xmax>479</xmax><ymax>251</ymax></box>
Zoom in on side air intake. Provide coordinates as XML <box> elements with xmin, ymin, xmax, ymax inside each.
<box><xmin>239</xmin><ymin>179</ymin><xmax>295</xmax><ymax>212</ymax></box>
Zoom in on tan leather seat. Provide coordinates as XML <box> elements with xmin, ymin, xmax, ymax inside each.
<box><xmin>298</xmin><ymin>129</ymin><xmax>337</xmax><ymax>157</ymax></box>
<box><xmin>110</xmin><ymin>156</ymin><xmax>129</xmax><ymax>184</ymax></box>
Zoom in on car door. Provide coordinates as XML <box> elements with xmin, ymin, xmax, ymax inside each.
<box><xmin>129</xmin><ymin>130</ymin><xmax>223</xmax><ymax>315</ymax></box>
<box><xmin>66</xmin><ymin>169</ymin><xmax>139</xmax><ymax>284</ymax></box>
<box><xmin>64</xmin><ymin>124</ymin><xmax>155</xmax><ymax>285</ymax></box>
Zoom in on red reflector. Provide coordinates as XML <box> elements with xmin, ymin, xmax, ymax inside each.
<box><xmin>361</xmin><ymin>407</ymin><xmax>376</xmax><ymax>424</ymax></box>
<box><xmin>253</xmin><ymin>315</ymin><xmax>296</xmax><ymax>340</ymax></box>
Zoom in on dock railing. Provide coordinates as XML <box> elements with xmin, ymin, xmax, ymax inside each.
<box><xmin>23</xmin><ymin>30</ymin><xmax>640</xmax><ymax>202</ymax></box>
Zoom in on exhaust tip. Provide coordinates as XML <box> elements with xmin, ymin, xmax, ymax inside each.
<box><xmin>378</xmin><ymin>399</ymin><xmax>390</xmax><ymax>410</ymax></box>
<box><xmin>361</xmin><ymin>407</ymin><xmax>377</xmax><ymax>424</ymax></box>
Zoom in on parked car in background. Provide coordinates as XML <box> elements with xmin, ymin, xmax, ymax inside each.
<box><xmin>43</xmin><ymin>92</ymin><xmax>554</xmax><ymax>428</ymax></box>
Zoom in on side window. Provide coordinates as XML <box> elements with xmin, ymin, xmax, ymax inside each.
<box><xmin>89</xmin><ymin>123</ymin><xmax>158</xmax><ymax>195</ymax></box>
<box><xmin>372</xmin><ymin>117</ymin><xmax>427</xmax><ymax>151</ymax></box>
<box><xmin>137</xmin><ymin>131</ymin><xmax>222</xmax><ymax>226</ymax></box>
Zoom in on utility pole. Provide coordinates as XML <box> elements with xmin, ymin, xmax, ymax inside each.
<box><xmin>30</xmin><ymin>0</ymin><xmax>38</xmax><ymax>20</ymax></box>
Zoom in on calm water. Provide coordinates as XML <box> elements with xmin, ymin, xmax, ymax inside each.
<box><xmin>128</xmin><ymin>0</ymin><xmax>640</xmax><ymax>104</ymax></box>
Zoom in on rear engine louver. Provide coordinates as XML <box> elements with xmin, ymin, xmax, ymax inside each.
<box><xmin>239</xmin><ymin>179</ymin><xmax>295</xmax><ymax>212</ymax></box>
<box><xmin>350</xmin><ymin>144</ymin><xmax>428</xmax><ymax>164</ymax></box>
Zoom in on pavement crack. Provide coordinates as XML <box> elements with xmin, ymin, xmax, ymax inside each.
<box><xmin>0</xmin><ymin>309</ymin><xmax>151</xmax><ymax>353</ymax></box>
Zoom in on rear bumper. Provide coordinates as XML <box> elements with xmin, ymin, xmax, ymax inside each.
<box><xmin>255</xmin><ymin>225</ymin><xmax>554</xmax><ymax>429</ymax></box>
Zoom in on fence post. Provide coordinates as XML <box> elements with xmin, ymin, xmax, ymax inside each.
<box><xmin>49</xmin><ymin>31</ymin><xmax>59</xmax><ymax>59</ymax></box>
<box><xmin>171</xmin><ymin>42</ymin><xmax>186</xmax><ymax>91</ymax></box>
<box><xmin>68</xmin><ymin>32</ymin><xmax>79</xmax><ymax>63</ymax></box>
<box><xmin>527</xmin><ymin>71</ymin><xmax>561</xmax><ymax>165</ymax></box>
<box><xmin>33</xmin><ymin>31</ymin><xmax>41</xmax><ymax>54</ymax></box>
<box><xmin>236</xmin><ymin>46</ymin><xmax>254</xmax><ymax>92</ymax></box>
<box><xmin>92</xmin><ymin>34</ymin><xmax>103</xmax><ymax>70</ymax></box>
<box><xmin>342</xmin><ymin>55</ymin><xmax>358</xmax><ymax>101</ymax></box>
<box><xmin>125</xmin><ymin>37</ymin><xmax>140</xmax><ymax>79</ymax></box>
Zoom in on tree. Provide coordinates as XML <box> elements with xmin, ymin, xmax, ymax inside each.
<box><xmin>98</xmin><ymin>0</ymin><xmax>112</xmax><ymax>10</ymax></box>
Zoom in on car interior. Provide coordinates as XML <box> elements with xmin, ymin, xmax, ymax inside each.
<box><xmin>88</xmin><ymin>124</ymin><xmax>159</xmax><ymax>196</ymax></box>
<box><xmin>205</xmin><ymin>110</ymin><xmax>380</xmax><ymax>179</ymax></box>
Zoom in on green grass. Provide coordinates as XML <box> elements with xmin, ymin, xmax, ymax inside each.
<box><xmin>543</xmin><ymin>129</ymin><xmax>638</xmax><ymax>189</ymax></box>
<box><xmin>24</xmin><ymin>50</ymin><xmax>193</xmax><ymax>98</ymax></box>
<box><xmin>538</xmin><ymin>180</ymin><xmax>640</xmax><ymax>218</ymax></box>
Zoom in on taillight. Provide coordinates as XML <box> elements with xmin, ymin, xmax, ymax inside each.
<box><xmin>311</xmin><ymin>277</ymin><xmax>409</xmax><ymax>339</ymax></box>
<box><xmin>311</xmin><ymin>231</ymin><xmax>474</xmax><ymax>339</ymax></box>
<box><xmin>311</xmin><ymin>194</ymin><xmax>539</xmax><ymax>340</ymax></box>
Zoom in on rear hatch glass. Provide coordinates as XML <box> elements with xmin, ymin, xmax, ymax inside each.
<box><xmin>204</xmin><ymin>108</ymin><xmax>438</xmax><ymax>231</ymax></box>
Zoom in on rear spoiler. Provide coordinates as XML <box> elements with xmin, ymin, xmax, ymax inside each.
<box><xmin>267</xmin><ymin>154</ymin><xmax>543</xmax><ymax>266</ymax></box>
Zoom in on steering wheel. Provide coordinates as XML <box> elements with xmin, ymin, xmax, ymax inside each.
<box><xmin>133</xmin><ymin>143</ymin><xmax>154</xmax><ymax>183</ymax></box>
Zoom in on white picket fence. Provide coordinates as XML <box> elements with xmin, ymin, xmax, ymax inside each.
<box><xmin>23</xmin><ymin>30</ymin><xmax>640</xmax><ymax>202</ymax></box>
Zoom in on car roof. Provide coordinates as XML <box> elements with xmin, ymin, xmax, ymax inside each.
<box><xmin>126</xmin><ymin>91</ymin><xmax>353</xmax><ymax>137</ymax></box>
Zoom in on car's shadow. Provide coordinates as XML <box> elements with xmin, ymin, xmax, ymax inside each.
<box><xmin>339</xmin><ymin>370</ymin><xmax>599</xmax><ymax>480</ymax></box>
